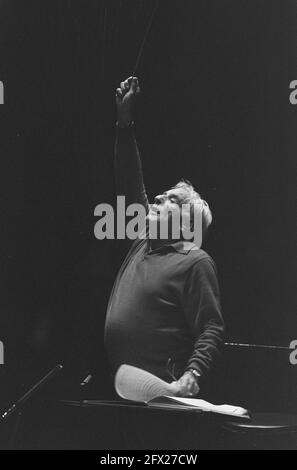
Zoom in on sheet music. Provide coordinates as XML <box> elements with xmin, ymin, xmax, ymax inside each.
<box><xmin>114</xmin><ymin>364</ymin><xmax>250</xmax><ymax>418</ymax></box>
<box><xmin>115</xmin><ymin>364</ymin><xmax>174</xmax><ymax>402</ymax></box>
<box><xmin>159</xmin><ymin>397</ymin><xmax>249</xmax><ymax>417</ymax></box>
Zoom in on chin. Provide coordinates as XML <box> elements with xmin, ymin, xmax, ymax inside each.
<box><xmin>147</xmin><ymin>212</ymin><xmax>159</xmax><ymax>222</ymax></box>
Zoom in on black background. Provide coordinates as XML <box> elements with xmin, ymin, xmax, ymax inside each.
<box><xmin>0</xmin><ymin>0</ymin><xmax>296</xmax><ymax>412</ymax></box>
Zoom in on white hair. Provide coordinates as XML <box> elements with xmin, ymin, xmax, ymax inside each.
<box><xmin>172</xmin><ymin>180</ymin><xmax>213</xmax><ymax>237</ymax></box>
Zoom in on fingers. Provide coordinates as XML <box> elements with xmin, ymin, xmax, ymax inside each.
<box><xmin>131</xmin><ymin>78</ymin><xmax>140</xmax><ymax>95</ymax></box>
<box><xmin>176</xmin><ymin>375</ymin><xmax>199</xmax><ymax>397</ymax></box>
<box><xmin>128</xmin><ymin>76</ymin><xmax>140</xmax><ymax>93</ymax></box>
<box><xmin>116</xmin><ymin>88</ymin><xmax>123</xmax><ymax>98</ymax></box>
<box><xmin>115</xmin><ymin>88</ymin><xmax>123</xmax><ymax>104</ymax></box>
<box><xmin>115</xmin><ymin>77</ymin><xmax>140</xmax><ymax>109</ymax></box>
<box><xmin>119</xmin><ymin>77</ymin><xmax>140</xmax><ymax>94</ymax></box>
<box><xmin>120</xmin><ymin>81</ymin><xmax>128</xmax><ymax>92</ymax></box>
<box><xmin>169</xmin><ymin>381</ymin><xmax>182</xmax><ymax>396</ymax></box>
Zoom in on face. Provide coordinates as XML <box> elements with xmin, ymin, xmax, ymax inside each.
<box><xmin>147</xmin><ymin>188</ymin><xmax>190</xmax><ymax>239</ymax></box>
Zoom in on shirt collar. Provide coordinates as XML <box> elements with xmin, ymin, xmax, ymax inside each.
<box><xmin>147</xmin><ymin>240</ymin><xmax>198</xmax><ymax>255</ymax></box>
<box><xmin>170</xmin><ymin>240</ymin><xmax>198</xmax><ymax>254</ymax></box>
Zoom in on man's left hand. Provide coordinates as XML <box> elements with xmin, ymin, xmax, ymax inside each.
<box><xmin>170</xmin><ymin>371</ymin><xmax>200</xmax><ymax>397</ymax></box>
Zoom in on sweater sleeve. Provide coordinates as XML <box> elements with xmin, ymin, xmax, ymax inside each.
<box><xmin>182</xmin><ymin>257</ymin><xmax>225</xmax><ymax>378</ymax></box>
<box><xmin>114</xmin><ymin>125</ymin><xmax>149</xmax><ymax>212</ymax></box>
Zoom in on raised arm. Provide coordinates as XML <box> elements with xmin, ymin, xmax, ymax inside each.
<box><xmin>114</xmin><ymin>77</ymin><xmax>149</xmax><ymax>212</ymax></box>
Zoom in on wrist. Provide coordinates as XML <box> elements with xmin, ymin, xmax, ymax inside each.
<box><xmin>186</xmin><ymin>369</ymin><xmax>201</xmax><ymax>385</ymax></box>
<box><xmin>116</xmin><ymin>121</ymin><xmax>134</xmax><ymax>133</ymax></box>
<box><xmin>117</xmin><ymin>114</ymin><xmax>133</xmax><ymax>128</ymax></box>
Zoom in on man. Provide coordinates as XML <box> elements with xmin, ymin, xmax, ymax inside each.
<box><xmin>104</xmin><ymin>77</ymin><xmax>224</xmax><ymax>397</ymax></box>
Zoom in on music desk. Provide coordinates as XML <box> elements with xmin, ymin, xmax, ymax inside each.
<box><xmin>16</xmin><ymin>400</ymin><xmax>297</xmax><ymax>449</ymax></box>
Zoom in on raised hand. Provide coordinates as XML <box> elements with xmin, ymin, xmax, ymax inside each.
<box><xmin>116</xmin><ymin>76</ymin><xmax>140</xmax><ymax>127</ymax></box>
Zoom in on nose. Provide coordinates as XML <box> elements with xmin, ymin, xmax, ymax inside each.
<box><xmin>154</xmin><ymin>194</ymin><xmax>166</xmax><ymax>205</ymax></box>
